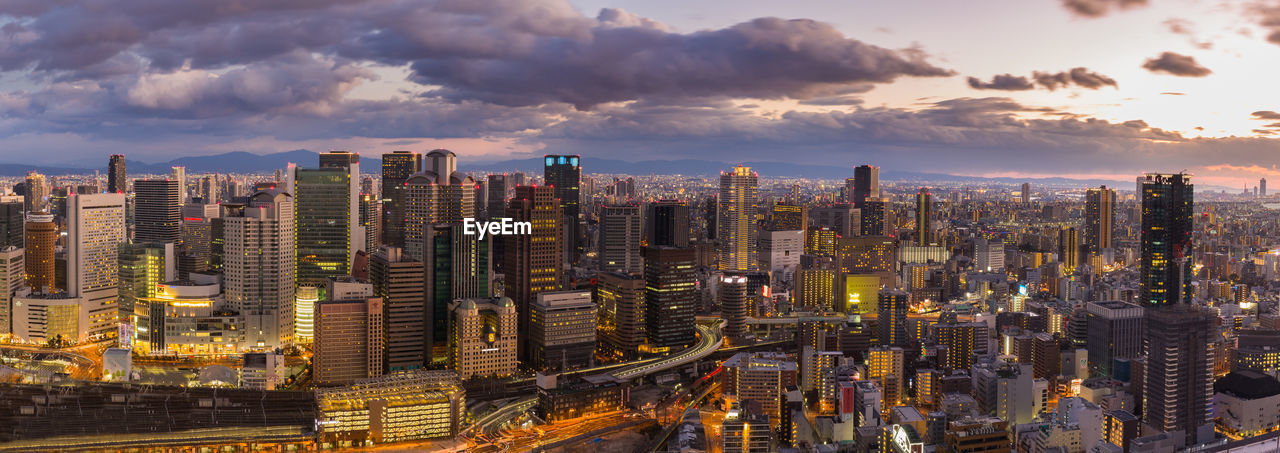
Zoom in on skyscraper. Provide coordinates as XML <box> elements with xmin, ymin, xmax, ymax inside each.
<box><xmin>1142</xmin><ymin>305</ymin><xmax>1215</xmax><ymax>440</ymax></box>
<box><xmin>1262</xmin><ymin>178</ymin><xmax>1268</xmax><ymax>198</ymax></box>
<box><xmin>1085</xmin><ymin>185</ymin><xmax>1116</xmax><ymax>253</ymax></box>
<box><xmin>0</xmin><ymin>201</ymin><xmax>22</xmax><ymax>248</ymax></box>
<box><xmin>486</xmin><ymin>174</ymin><xmax>507</xmax><ymax>219</ymax></box>
<box><xmin>528</xmin><ymin>290</ymin><xmax>596</xmax><ymax>371</ymax></box>
<box><xmin>1059</xmin><ymin>227</ymin><xmax>1079</xmax><ymax>273</ymax></box>
<box><xmin>314</xmin><ymin>297</ymin><xmax>384</xmax><ymax>385</ymax></box>
<box><xmin>169</xmin><ymin>166</ymin><xmax>186</xmax><ymax>205</ymax></box>
<box><xmin>599</xmin><ymin>204</ymin><xmax>642</xmax><ymax>274</ymax></box>
<box><xmin>423</xmin><ymin>224</ymin><xmax>491</xmax><ymax>363</ymax></box>
<box><xmin>915</xmin><ymin>188</ymin><xmax>932</xmax><ymax>246</ymax></box>
<box><xmin>504</xmin><ymin>185</ymin><xmax>563</xmax><ymax>358</ymax></box>
<box><xmin>66</xmin><ymin>192</ymin><xmax>128</xmax><ymax>340</ymax></box>
<box><xmin>24</xmin><ymin>213</ymin><xmax>55</xmax><ymax>294</ymax></box>
<box><xmin>645</xmin><ymin>200</ymin><xmax>690</xmax><ymax>247</ymax></box>
<box><xmin>133</xmin><ymin>179</ymin><xmax>182</xmax><ymax>244</ymax></box>
<box><xmin>380</xmin><ymin>150</ymin><xmax>421</xmax><ymax>247</ymax></box>
<box><xmin>860</xmin><ymin>198</ymin><xmax>887</xmax><ymax>236</ymax></box>
<box><xmin>544</xmin><ymin>155</ymin><xmax>582</xmax><ymax>265</ymax></box>
<box><xmin>717</xmin><ymin>165</ymin><xmax>758</xmax><ymax>271</ymax></box>
<box><xmin>24</xmin><ymin>171</ymin><xmax>46</xmax><ymax>214</ymax></box>
<box><xmin>852</xmin><ymin>165</ymin><xmax>880</xmax><ymax>209</ymax></box>
<box><xmin>878</xmin><ymin>289</ymin><xmax>909</xmax><ymax>347</ymax></box>
<box><xmin>288</xmin><ymin>152</ymin><xmax>363</xmax><ymax>286</ymax></box>
<box><xmin>597</xmin><ymin>271</ymin><xmax>646</xmax><ymax>361</ymax></box>
<box><xmin>1021</xmin><ymin>182</ymin><xmax>1031</xmax><ymax>204</ymax></box>
<box><xmin>370</xmin><ymin>247</ymin><xmax>426</xmax><ymax>372</ymax></box>
<box><xmin>644</xmin><ymin>246</ymin><xmax>697</xmax><ymax>351</ymax></box>
<box><xmin>771</xmin><ymin>202</ymin><xmax>808</xmax><ymax>231</ymax></box>
<box><xmin>1139</xmin><ymin>173</ymin><xmax>1194</xmax><ymax>307</ymax></box>
<box><xmin>403</xmin><ymin>150</ymin><xmax>473</xmax><ymax>261</ymax></box>
<box><xmin>1085</xmin><ymin>301</ymin><xmax>1143</xmax><ymax>377</ymax></box>
<box><xmin>721</xmin><ymin>273</ymin><xmax>748</xmax><ymax>339</ymax></box>
<box><xmin>108</xmin><ymin>154</ymin><xmax>127</xmax><ymax>194</ymax></box>
<box><xmin>117</xmin><ymin>242</ymin><xmax>175</xmax><ymax>328</ymax></box>
<box><xmin>0</xmin><ymin>246</ymin><xmax>22</xmax><ymax>337</ymax></box>
<box><xmin>223</xmin><ymin>189</ymin><xmax>295</xmax><ymax>350</ymax></box>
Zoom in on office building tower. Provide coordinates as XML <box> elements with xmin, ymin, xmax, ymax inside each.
<box><xmin>0</xmin><ymin>246</ymin><xmax>22</xmax><ymax>337</ymax></box>
<box><xmin>1085</xmin><ymin>186</ymin><xmax>1116</xmax><ymax>254</ymax></box>
<box><xmin>314</xmin><ymin>297</ymin><xmax>384</xmax><ymax>385</ymax></box>
<box><xmin>878</xmin><ymin>289</ymin><xmax>909</xmax><ymax>347</ymax></box>
<box><xmin>1059</xmin><ymin>226</ymin><xmax>1079</xmax><ymax>272</ymax></box>
<box><xmin>223</xmin><ymin>189</ymin><xmax>295</xmax><ymax>350</ymax></box>
<box><xmin>844</xmin><ymin>177</ymin><xmax>858</xmax><ymax>204</ymax></box>
<box><xmin>936</xmin><ymin>322</ymin><xmax>984</xmax><ymax>371</ymax></box>
<box><xmin>504</xmin><ymin>185</ymin><xmax>563</xmax><ymax>356</ymax></box>
<box><xmin>67</xmin><ymin>193</ymin><xmax>127</xmax><ymax>339</ymax></box>
<box><xmin>451</xmin><ymin>296</ymin><xmax>518</xmax><ymax>379</ymax></box>
<box><xmin>360</xmin><ymin>193</ymin><xmax>380</xmax><ymax>253</ymax></box>
<box><xmin>486</xmin><ymin>174</ymin><xmax>507</xmax><ymax>219</ymax></box>
<box><xmin>1140</xmin><ymin>173</ymin><xmax>1194</xmax><ymax>307</ymax></box>
<box><xmin>597</xmin><ymin>271</ymin><xmax>646</xmax><ymax>361</ymax></box>
<box><xmin>423</xmin><ymin>224</ymin><xmax>491</xmax><ymax>363</ymax></box>
<box><xmin>24</xmin><ymin>213</ymin><xmax>55</xmax><ymax>294</ymax></box>
<box><xmin>169</xmin><ymin>166</ymin><xmax>186</xmax><ymax>204</ymax></box>
<box><xmin>1142</xmin><ymin>305</ymin><xmax>1215</xmax><ymax>441</ymax></box>
<box><xmin>760</xmin><ymin>229</ymin><xmax>803</xmax><ymax>281</ymax></box>
<box><xmin>772</xmin><ymin>202</ymin><xmax>808</xmax><ymax>231</ymax></box>
<box><xmin>599</xmin><ymin>204</ymin><xmax>642</xmax><ymax>274</ymax></box>
<box><xmin>117</xmin><ymin>242</ymin><xmax>175</xmax><ymax>327</ymax></box>
<box><xmin>380</xmin><ymin>150</ymin><xmax>421</xmax><ymax>247</ymax></box>
<box><xmin>544</xmin><ymin>155</ymin><xmax>582</xmax><ymax>264</ymax></box>
<box><xmin>1022</xmin><ymin>182</ymin><xmax>1031</xmax><ymax>204</ymax></box>
<box><xmin>293</xmin><ymin>285</ymin><xmax>320</xmax><ymax>343</ymax></box>
<box><xmin>704</xmin><ymin>196</ymin><xmax>717</xmax><ymax>241</ymax></box>
<box><xmin>1262</xmin><ymin>178</ymin><xmax>1268</xmax><ymax>198</ymax></box>
<box><xmin>646</xmin><ymin>200</ymin><xmax>690</xmax><ymax>247</ymax></box>
<box><xmin>178</xmin><ymin>203</ymin><xmax>218</xmax><ymax>278</ymax></box>
<box><xmin>403</xmin><ymin>150</ymin><xmax>474</xmax><ymax>260</ymax></box>
<box><xmin>812</xmin><ymin>203</ymin><xmax>859</xmax><ymax>238</ymax></box>
<box><xmin>722</xmin><ymin>352</ymin><xmax>798</xmax><ymax>425</ymax></box>
<box><xmin>288</xmin><ymin>152</ymin><xmax>363</xmax><ymax>286</ymax></box>
<box><xmin>852</xmin><ymin>165</ymin><xmax>880</xmax><ymax>209</ymax></box>
<box><xmin>722</xmin><ymin>404</ymin><xmax>772</xmax><ymax>453</ymax></box>
<box><xmin>644</xmin><ymin>246</ymin><xmax>697</xmax><ymax>351</ymax></box>
<box><xmin>0</xmin><ymin>202</ymin><xmax>21</xmax><ymax>249</ymax></box>
<box><xmin>860</xmin><ymin>198</ymin><xmax>887</xmax><ymax>236</ymax></box>
<box><xmin>721</xmin><ymin>273</ymin><xmax>748</xmax><ymax>339</ymax></box>
<box><xmin>795</xmin><ymin>268</ymin><xmax>836</xmax><ymax>311</ymax></box>
<box><xmin>133</xmin><ymin>179</ymin><xmax>182</xmax><ymax>244</ymax></box>
<box><xmin>916</xmin><ymin>188</ymin><xmax>932</xmax><ymax>246</ymax></box>
<box><xmin>107</xmin><ymin>154</ymin><xmax>127</xmax><ymax>193</ymax></box>
<box><xmin>370</xmin><ymin>247</ymin><xmax>426</xmax><ymax>372</ymax></box>
<box><xmin>868</xmin><ymin>346</ymin><xmax>905</xmax><ymax>409</ymax></box>
<box><xmin>974</xmin><ymin>237</ymin><xmax>1004</xmax><ymax>272</ymax></box>
<box><xmin>529</xmin><ymin>290</ymin><xmax>596</xmax><ymax>371</ymax></box>
<box><xmin>718</xmin><ymin>165</ymin><xmax>759</xmax><ymax>271</ymax></box>
<box><xmin>1086</xmin><ymin>301</ymin><xmax>1144</xmax><ymax>377</ymax></box>
<box><xmin>24</xmin><ymin>171</ymin><xmax>46</xmax><ymax>214</ymax></box>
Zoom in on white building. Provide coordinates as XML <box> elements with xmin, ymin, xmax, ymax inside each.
<box><xmin>0</xmin><ymin>246</ymin><xmax>23</xmax><ymax>338</ymax></box>
<box><xmin>224</xmin><ymin>189</ymin><xmax>295</xmax><ymax>350</ymax></box>
<box><xmin>67</xmin><ymin>193</ymin><xmax>127</xmax><ymax>341</ymax></box>
<box><xmin>761</xmin><ymin>229</ymin><xmax>804</xmax><ymax>284</ymax></box>
<box><xmin>974</xmin><ymin>237</ymin><xmax>1005</xmax><ymax>273</ymax></box>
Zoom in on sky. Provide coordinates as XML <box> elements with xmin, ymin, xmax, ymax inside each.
<box><xmin>0</xmin><ymin>0</ymin><xmax>1278</xmax><ymax>187</ymax></box>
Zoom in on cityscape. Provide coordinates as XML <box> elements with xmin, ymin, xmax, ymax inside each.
<box><xmin>4</xmin><ymin>1</ymin><xmax>1280</xmax><ymax>453</ymax></box>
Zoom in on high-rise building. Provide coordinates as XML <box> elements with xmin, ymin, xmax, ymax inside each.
<box><xmin>1085</xmin><ymin>185</ymin><xmax>1116</xmax><ymax>253</ymax></box>
<box><xmin>117</xmin><ymin>242</ymin><xmax>175</xmax><ymax>328</ymax></box>
<box><xmin>717</xmin><ymin>165</ymin><xmax>758</xmax><ymax>271</ymax></box>
<box><xmin>403</xmin><ymin>150</ymin><xmax>474</xmax><ymax>261</ymax></box>
<box><xmin>178</xmin><ymin>203</ymin><xmax>218</xmax><ymax>278</ymax></box>
<box><xmin>544</xmin><ymin>155</ymin><xmax>582</xmax><ymax>264</ymax></box>
<box><xmin>314</xmin><ymin>297</ymin><xmax>384</xmax><ymax>385</ymax></box>
<box><xmin>1139</xmin><ymin>173</ymin><xmax>1194</xmax><ymax>307</ymax></box>
<box><xmin>223</xmin><ymin>189</ymin><xmax>295</xmax><ymax>350</ymax></box>
<box><xmin>852</xmin><ymin>165</ymin><xmax>880</xmax><ymax>209</ymax></box>
<box><xmin>936</xmin><ymin>322</ymin><xmax>984</xmax><ymax>371</ymax></box>
<box><xmin>504</xmin><ymin>185</ymin><xmax>563</xmax><ymax>357</ymax></box>
<box><xmin>644</xmin><ymin>246</ymin><xmax>697</xmax><ymax>351</ymax></box>
<box><xmin>844</xmin><ymin>177</ymin><xmax>858</xmax><ymax>204</ymax></box>
<box><xmin>1059</xmin><ymin>226</ymin><xmax>1080</xmax><ymax>273</ymax></box>
<box><xmin>379</xmin><ymin>150</ymin><xmax>421</xmax><ymax>247</ymax></box>
<box><xmin>599</xmin><ymin>204</ymin><xmax>642</xmax><ymax>274</ymax></box>
<box><xmin>107</xmin><ymin>154</ymin><xmax>127</xmax><ymax>194</ymax></box>
<box><xmin>67</xmin><ymin>193</ymin><xmax>127</xmax><ymax>340</ymax></box>
<box><xmin>1085</xmin><ymin>301</ymin><xmax>1144</xmax><ymax>377</ymax></box>
<box><xmin>645</xmin><ymin>200</ymin><xmax>690</xmax><ymax>247</ymax></box>
<box><xmin>916</xmin><ymin>188</ymin><xmax>933</xmax><ymax>246</ymax></box>
<box><xmin>1262</xmin><ymin>178</ymin><xmax>1268</xmax><ymax>198</ymax></box>
<box><xmin>486</xmin><ymin>174</ymin><xmax>507</xmax><ymax>219</ymax></box>
<box><xmin>721</xmin><ymin>273</ymin><xmax>748</xmax><ymax>339</ymax></box>
<box><xmin>974</xmin><ymin>237</ymin><xmax>1004</xmax><ymax>272</ymax></box>
<box><xmin>370</xmin><ymin>247</ymin><xmax>426</xmax><ymax>372</ymax></box>
<box><xmin>24</xmin><ymin>213</ymin><xmax>56</xmax><ymax>294</ymax></box>
<box><xmin>423</xmin><ymin>224</ymin><xmax>491</xmax><ymax>364</ymax></box>
<box><xmin>24</xmin><ymin>171</ymin><xmax>46</xmax><ymax>214</ymax></box>
<box><xmin>722</xmin><ymin>352</ymin><xmax>798</xmax><ymax>425</ymax></box>
<box><xmin>0</xmin><ymin>246</ymin><xmax>23</xmax><ymax>337</ymax></box>
<box><xmin>860</xmin><ymin>198</ymin><xmax>888</xmax><ymax>236</ymax></box>
<box><xmin>133</xmin><ymin>179</ymin><xmax>182</xmax><ymax>244</ymax></box>
<box><xmin>290</xmin><ymin>152</ymin><xmax>363</xmax><ymax>287</ymax></box>
<box><xmin>0</xmin><ymin>201</ymin><xmax>22</xmax><ymax>248</ymax></box>
<box><xmin>451</xmin><ymin>296</ymin><xmax>518</xmax><ymax>379</ymax></box>
<box><xmin>529</xmin><ymin>290</ymin><xmax>597</xmax><ymax>371</ymax></box>
<box><xmin>169</xmin><ymin>166</ymin><xmax>186</xmax><ymax>204</ymax></box>
<box><xmin>360</xmin><ymin>193</ymin><xmax>380</xmax><ymax>254</ymax></box>
<box><xmin>868</xmin><ymin>346</ymin><xmax>905</xmax><ymax>409</ymax></box>
<box><xmin>760</xmin><ymin>229</ymin><xmax>803</xmax><ymax>282</ymax></box>
<box><xmin>878</xmin><ymin>289</ymin><xmax>909</xmax><ymax>347</ymax></box>
<box><xmin>1142</xmin><ymin>305</ymin><xmax>1215</xmax><ymax>440</ymax></box>
<box><xmin>597</xmin><ymin>271</ymin><xmax>646</xmax><ymax>361</ymax></box>
<box><xmin>1021</xmin><ymin>182</ymin><xmax>1031</xmax><ymax>204</ymax></box>
<box><xmin>771</xmin><ymin>202</ymin><xmax>808</xmax><ymax>231</ymax></box>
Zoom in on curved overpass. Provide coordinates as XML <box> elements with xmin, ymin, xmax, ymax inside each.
<box><xmin>471</xmin><ymin>395</ymin><xmax>538</xmax><ymax>436</ymax></box>
<box><xmin>605</xmin><ymin>320</ymin><xmax>724</xmax><ymax>382</ymax></box>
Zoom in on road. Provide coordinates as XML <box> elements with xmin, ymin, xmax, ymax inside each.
<box><xmin>470</xmin><ymin>410</ymin><xmax>637</xmax><ymax>453</ymax></box>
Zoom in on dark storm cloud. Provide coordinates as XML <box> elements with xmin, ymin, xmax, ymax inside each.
<box><xmin>1142</xmin><ymin>52</ymin><xmax>1212</xmax><ymax>77</ymax></box>
<box><xmin>1062</xmin><ymin>0</ymin><xmax>1149</xmax><ymax>17</ymax></box>
<box><xmin>968</xmin><ymin>68</ymin><xmax>1117</xmax><ymax>91</ymax></box>
<box><xmin>0</xmin><ymin>0</ymin><xmax>953</xmax><ymax>110</ymax></box>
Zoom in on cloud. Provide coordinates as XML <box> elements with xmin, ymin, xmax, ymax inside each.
<box><xmin>1142</xmin><ymin>52</ymin><xmax>1212</xmax><ymax>77</ymax></box>
<box><xmin>1253</xmin><ymin>111</ymin><xmax>1280</xmax><ymax>120</ymax></box>
<box><xmin>1163</xmin><ymin>18</ymin><xmax>1213</xmax><ymax>49</ymax></box>
<box><xmin>968</xmin><ymin>68</ymin><xmax>1117</xmax><ymax>91</ymax></box>
<box><xmin>1062</xmin><ymin>0</ymin><xmax>1149</xmax><ymax>17</ymax></box>
<box><xmin>1250</xmin><ymin>2</ymin><xmax>1280</xmax><ymax>45</ymax></box>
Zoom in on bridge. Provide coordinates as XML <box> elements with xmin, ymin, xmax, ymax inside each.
<box><xmin>694</xmin><ymin>314</ymin><xmax>852</xmax><ymax>326</ymax></box>
<box><xmin>470</xmin><ymin>395</ymin><xmax>538</xmax><ymax>436</ymax></box>
<box><xmin>604</xmin><ymin>320</ymin><xmax>724</xmax><ymax>383</ymax></box>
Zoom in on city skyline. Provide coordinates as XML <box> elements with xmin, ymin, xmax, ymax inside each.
<box><xmin>1</xmin><ymin>1</ymin><xmax>1280</xmax><ymax>188</ymax></box>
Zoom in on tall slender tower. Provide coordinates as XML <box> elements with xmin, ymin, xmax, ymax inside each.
<box><xmin>852</xmin><ymin>165</ymin><xmax>879</xmax><ymax>209</ymax></box>
<box><xmin>1059</xmin><ymin>227</ymin><xmax>1080</xmax><ymax>273</ymax></box>
<box><xmin>0</xmin><ymin>201</ymin><xmax>22</xmax><ymax>248</ymax></box>
<box><xmin>486</xmin><ymin>174</ymin><xmax>508</xmax><ymax>219</ymax></box>
<box><xmin>380</xmin><ymin>150</ymin><xmax>421</xmax><ymax>247</ymax></box>
<box><xmin>133</xmin><ymin>179</ymin><xmax>182</xmax><ymax>244</ymax></box>
<box><xmin>370</xmin><ymin>246</ymin><xmax>426</xmax><ymax>372</ymax></box>
<box><xmin>108</xmin><ymin>154</ymin><xmax>127</xmax><ymax>194</ymax></box>
<box><xmin>169</xmin><ymin>166</ymin><xmax>186</xmax><ymax>205</ymax></box>
<box><xmin>1139</xmin><ymin>173</ymin><xmax>1194</xmax><ymax>307</ymax></box>
<box><xmin>24</xmin><ymin>171</ymin><xmax>46</xmax><ymax>214</ymax></box>
<box><xmin>599</xmin><ymin>204</ymin><xmax>642</xmax><ymax>274</ymax></box>
<box><xmin>223</xmin><ymin>189</ymin><xmax>296</xmax><ymax>350</ymax></box>
<box><xmin>915</xmin><ymin>188</ymin><xmax>932</xmax><ymax>246</ymax></box>
<box><xmin>403</xmin><ymin>150</ymin><xmax>473</xmax><ymax>261</ymax></box>
<box><xmin>544</xmin><ymin>155</ymin><xmax>582</xmax><ymax>265</ymax></box>
<box><xmin>504</xmin><ymin>185</ymin><xmax>563</xmax><ymax>359</ymax></box>
<box><xmin>287</xmin><ymin>152</ymin><xmax>363</xmax><ymax>286</ymax></box>
<box><xmin>23</xmin><ymin>213</ymin><xmax>56</xmax><ymax>293</ymax></box>
<box><xmin>1085</xmin><ymin>185</ymin><xmax>1116</xmax><ymax>253</ymax></box>
<box><xmin>717</xmin><ymin>165</ymin><xmax>758</xmax><ymax>271</ymax></box>
<box><xmin>66</xmin><ymin>193</ymin><xmax>128</xmax><ymax>339</ymax></box>
<box><xmin>646</xmin><ymin>200</ymin><xmax>690</xmax><ymax>247</ymax></box>
<box><xmin>644</xmin><ymin>246</ymin><xmax>697</xmax><ymax>350</ymax></box>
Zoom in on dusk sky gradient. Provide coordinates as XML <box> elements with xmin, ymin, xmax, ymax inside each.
<box><xmin>0</xmin><ymin>0</ymin><xmax>1279</xmax><ymax>187</ymax></box>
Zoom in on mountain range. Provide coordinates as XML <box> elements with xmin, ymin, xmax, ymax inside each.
<box><xmin>0</xmin><ymin>150</ymin><xmax>1137</xmax><ymax>188</ymax></box>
